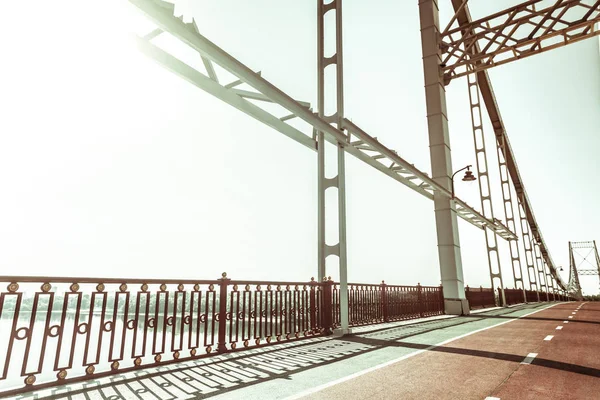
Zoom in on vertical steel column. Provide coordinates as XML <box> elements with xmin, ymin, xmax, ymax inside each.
<box><xmin>495</xmin><ymin>134</ymin><xmax>527</xmax><ymax>302</ymax></box>
<box><xmin>544</xmin><ymin>260</ymin><xmax>554</xmax><ymax>299</ymax></box>
<box><xmin>551</xmin><ymin>275</ymin><xmax>558</xmax><ymax>299</ymax></box>
<box><xmin>517</xmin><ymin>199</ymin><xmax>539</xmax><ymax>301</ymax></box>
<box><xmin>317</xmin><ymin>0</ymin><xmax>349</xmax><ymax>333</ymax></box>
<box><xmin>533</xmin><ymin>242</ymin><xmax>549</xmax><ymax>301</ymax></box>
<box><xmin>466</xmin><ymin>71</ymin><xmax>506</xmax><ymax>307</ymax></box>
<box><xmin>594</xmin><ymin>241</ymin><xmax>600</xmax><ymax>292</ymax></box>
<box><xmin>419</xmin><ymin>0</ymin><xmax>469</xmax><ymax>315</ymax></box>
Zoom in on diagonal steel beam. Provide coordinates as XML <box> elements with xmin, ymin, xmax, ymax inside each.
<box><xmin>136</xmin><ymin>37</ymin><xmax>317</xmax><ymax>151</ymax></box>
<box><xmin>129</xmin><ymin>0</ymin><xmax>517</xmax><ymax>240</ymax></box>
<box><xmin>450</xmin><ymin>0</ymin><xmax>568</xmax><ymax>290</ymax></box>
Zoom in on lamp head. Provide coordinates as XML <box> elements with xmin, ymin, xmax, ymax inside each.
<box><xmin>462</xmin><ymin>168</ymin><xmax>477</xmax><ymax>182</ymax></box>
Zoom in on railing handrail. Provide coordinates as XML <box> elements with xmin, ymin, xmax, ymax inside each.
<box><xmin>0</xmin><ymin>275</ymin><xmax>219</xmax><ymax>285</ymax></box>
<box><xmin>0</xmin><ymin>276</ymin><xmax>442</xmax><ymax>289</ymax></box>
<box><xmin>346</xmin><ymin>282</ymin><xmax>440</xmax><ymax>289</ymax></box>
<box><xmin>229</xmin><ymin>279</ymin><xmax>317</xmax><ymax>286</ymax></box>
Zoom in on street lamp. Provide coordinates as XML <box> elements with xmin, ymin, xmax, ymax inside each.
<box><xmin>451</xmin><ymin>165</ymin><xmax>477</xmax><ymax>198</ymax></box>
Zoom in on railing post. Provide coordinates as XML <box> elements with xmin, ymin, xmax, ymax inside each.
<box><xmin>381</xmin><ymin>280</ymin><xmax>388</xmax><ymax>322</ymax></box>
<box><xmin>322</xmin><ymin>277</ymin><xmax>333</xmax><ymax>334</ymax></box>
<box><xmin>217</xmin><ymin>272</ymin><xmax>230</xmax><ymax>353</ymax></box>
<box><xmin>439</xmin><ymin>284</ymin><xmax>444</xmax><ymax>313</ymax></box>
<box><xmin>309</xmin><ymin>277</ymin><xmax>317</xmax><ymax>333</ymax></box>
<box><xmin>417</xmin><ymin>283</ymin><xmax>423</xmax><ymax>318</ymax></box>
<box><xmin>480</xmin><ymin>285</ymin><xmax>484</xmax><ymax>308</ymax></box>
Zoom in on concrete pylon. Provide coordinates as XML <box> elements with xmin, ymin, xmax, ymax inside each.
<box><xmin>418</xmin><ymin>0</ymin><xmax>469</xmax><ymax>315</ymax></box>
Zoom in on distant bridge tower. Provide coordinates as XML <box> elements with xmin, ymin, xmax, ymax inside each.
<box><xmin>568</xmin><ymin>241</ymin><xmax>600</xmax><ymax>299</ymax></box>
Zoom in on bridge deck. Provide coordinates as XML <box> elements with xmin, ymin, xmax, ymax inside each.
<box><xmin>18</xmin><ymin>302</ymin><xmax>598</xmax><ymax>400</ymax></box>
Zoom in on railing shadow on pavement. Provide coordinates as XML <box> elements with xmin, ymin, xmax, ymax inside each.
<box><xmin>13</xmin><ymin>303</ymin><xmax>562</xmax><ymax>400</ymax></box>
<box><xmin>342</xmin><ymin>336</ymin><xmax>600</xmax><ymax>379</ymax></box>
<box><xmin>0</xmin><ymin>274</ymin><xmax>445</xmax><ymax>398</ymax></box>
<box><xmin>461</xmin><ymin>304</ymin><xmax>600</xmax><ymax>326</ymax></box>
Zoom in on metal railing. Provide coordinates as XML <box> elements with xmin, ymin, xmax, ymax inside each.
<box><xmin>502</xmin><ymin>288</ymin><xmax>525</xmax><ymax>305</ymax></box>
<box><xmin>465</xmin><ymin>286</ymin><xmax>497</xmax><ymax>309</ymax></box>
<box><xmin>332</xmin><ymin>282</ymin><xmax>444</xmax><ymax>327</ymax></box>
<box><xmin>0</xmin><ymin>274</ymin><xmax>437</xmax><ymax>397</ymax></box>
<box><xmin>525</xmin><ymin>289</ymin><xmax>540</xmax><ymax>302</ymax></box>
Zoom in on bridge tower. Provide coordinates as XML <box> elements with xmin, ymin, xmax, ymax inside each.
<box><xmin>569</xmin><ymin>241</ymin><xmax>600</xmax><ymax>299</ymax></box>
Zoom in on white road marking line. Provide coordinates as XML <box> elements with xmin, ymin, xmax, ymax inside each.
<box><xmin>485</xmin><ymin>397</ymin><xmax>501</xmax><ymax>400</ymax></box>
<box><xmin>568</xmin><ymin>316</ymin><xmax>573</xmax><ymax>319</ymax></box>
<box><xmin>284</xmin><ymin>303</ymin><xmax>560</xmax><ymax>400</ymax></box>
<box><xmin>544</xmin><ymin>335</ymin><xmax>554</xmax><ymax>341</ymax></box>
<box><xmin>556</xmin><ymin>326</ymin><xmax>563</xmax><ymax>330</ymax></box>
<box><xmin>572</xmin><ymin>312</ymin><xmax>576</xmax><ymax>314</ymax></box>
<box><xmin>564</xmin><ymin>321</ymin><xmax>569</xmax><ymax>323</ymax></box>
<box><xmin>521</xmin><ymin>353</ymin><xmax>538</xmax><ymax>365</ymax></box>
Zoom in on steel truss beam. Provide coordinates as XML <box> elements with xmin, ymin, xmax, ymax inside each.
<box><xmin>449</xmin><ymin>0</ymin><xmax>567</xmax><ymax>290</ymax></box>
<box><xmin>520</xmin><ymin>202</ymin><xmax>540</xmax><ymax>300</ymax></box>
<box><xmin>578</xmin><ymin>270</ymin><xmax>600</xmax><ymax>276</ymax></box>
<box><xmin>495</xmin><ymin>122</ymin><xmax>527</xmax><ymax>300</ymax></box>
<box><xmin>129</xmin><ymin>0</ymin><xmax>517</xmax><ymax>241</ymax></box>
<box><xmin>568</xmin><ymin>241</ymin><xmax>584</xmax><ymax>298</ymax></box>
<box><xmin>466</xmin><ymin>71</ymin><xmax>506</xmax><ymax>306</ymax></box>
<box><xmin>569</xmin><ymin>241</ymin><xmax>600</xmax><ymax>299</ymax></box>
<box><xmin>534</xmin><ymin>242</ymin><xmax>550</xmax><ymax>301</ymax></box>
<box><xmin>442</xmin><ymin>0</ymin><xmax>600</xmax><ymax>82</ymax></box>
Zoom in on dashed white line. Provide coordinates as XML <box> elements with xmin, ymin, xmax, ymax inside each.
<box><xmin>485</xmin><ymin>397</ymin><xmax>501</xmax><ymax>400</ymax></box>
<box><xmin>521</xmin><ymin>353</ymin><xmax>538</xmax><ymax>365</ymax></box>
<box><xmin>544</xmin><ymin>335</ymin><xmax>554</xmax><ymax>341</ymax></box>
<box><xmin>564</xmin><ymin>321</ymin><xmax>569</xmax><ymax>324</ymax></box>
<box><xmin>556</xmin><ymin>326</ymin><xmax>563</xmax><ymax>330</ymax></box>
<box><xmin>572</xmin><ymin>312</ymin><xmax>576</xmax><ymax>314</ymax></box>
<box><xmin>283</xmin><ymin>304</ymin><xmax>560</xmax><ymax>400</ymax></box>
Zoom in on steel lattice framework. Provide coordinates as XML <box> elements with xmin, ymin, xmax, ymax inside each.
<box><xmin>128</xmin><ymin>0</ymin><xmax>598</xmax><ymax>321</ymax></box>
<box><xmin>442</xmin><ymin>0</ymin><xmax>600</xmax><ymax>82</ymax></box>
<box><xmin>568</xmin><ymin>241</ymin><xmax>600</xmax><ymax>298</ymax></box>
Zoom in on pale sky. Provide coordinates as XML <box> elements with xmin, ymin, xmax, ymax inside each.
<box><xmin>1</xmin><ymin>1</ymin><xmax>599</xmax><ymax>294</ymax></box>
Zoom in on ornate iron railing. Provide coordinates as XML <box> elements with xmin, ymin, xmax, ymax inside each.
<box><xmin>0</xmin><ymin>274</ymin><xmax>326</xmax><ymax>397</ymax></box>
<box><xmin>332</xmin><ymin>282</ymin><xmax>444</xmax><ymax>327</ymax></box>
<box><xmin>0</xmin><ymin>273</ymin><xmax>571</xmax><ymax>396</ymax></box>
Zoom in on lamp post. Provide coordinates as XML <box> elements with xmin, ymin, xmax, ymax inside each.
<box><xmin>451</xmin><ymin>165</ymin><xmax>477</xmax><ymax>198</ymax></box>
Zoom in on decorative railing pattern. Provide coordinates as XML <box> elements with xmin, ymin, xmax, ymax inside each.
<box><xmin>465</xmin><ymin>286</ymin><xmax>497</xmax><ymax>309</ymax></box>
<box><xmin>0</xmin><ymin>274</ymin><xmax>572</xmax><ymax>397</ymax></box>
<box><xmin>223</xmin><ymin>278</ymin><xmax>325</xmax><ymax>350</ymax></box>
<box><xmin>0</xmin><ymin>274</ymin><xmax>326</xmax><ymax>397</ymax></box>
<box><xmin>332</xmin><ymin>282</ymin><xmax>444</xmax><ymax>327</ymax></box>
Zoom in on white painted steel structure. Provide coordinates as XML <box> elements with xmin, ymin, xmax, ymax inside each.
<box><xmin>128</xmin><ymin>0</ymin><xmax>598</xmax><ymax>322</ymax></box>
<box><xmin>568</xmin><ymin>241</ymin><xmax>600</xmax><ymax>298</ymax></box>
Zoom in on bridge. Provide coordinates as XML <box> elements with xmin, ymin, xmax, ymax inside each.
<box><xmin>1</xmin><ymin>0</ymin><xmax>599</xmax><ymax>398</ymax></box>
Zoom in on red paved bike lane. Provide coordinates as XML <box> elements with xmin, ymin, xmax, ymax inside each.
<box><xmin>490</xmin><ymin>301</ymin><xmax>600</xmax><ymax>399</ymax></box>
<box><xmin>303</xmin><ymin>302</ymin><xmax>599</xmax><ymax>400</ymax></box>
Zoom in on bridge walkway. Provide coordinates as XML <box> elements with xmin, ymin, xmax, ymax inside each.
<box><xmin>18</xmin><ymin>302</ymin><xmax>597</xmax><ymax>400</ymax></box>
